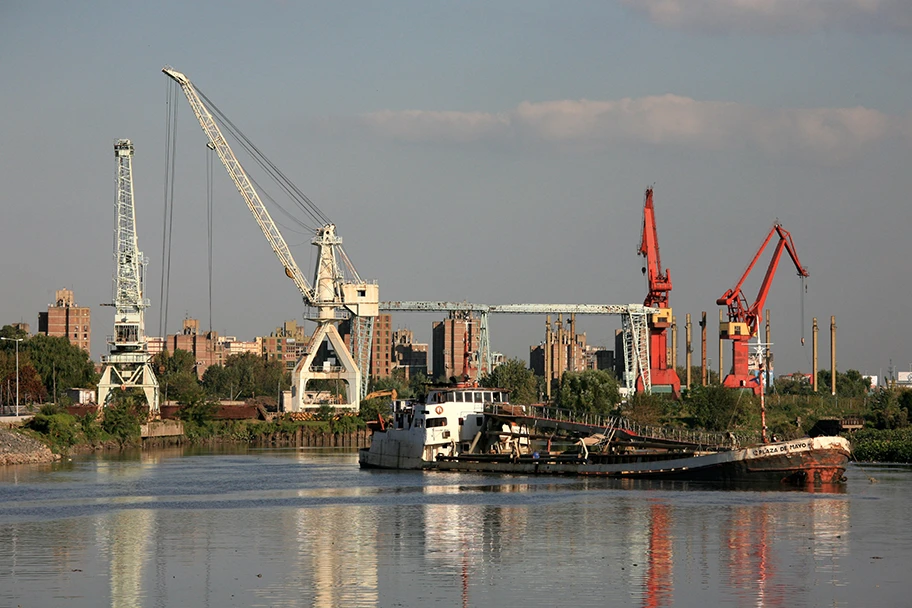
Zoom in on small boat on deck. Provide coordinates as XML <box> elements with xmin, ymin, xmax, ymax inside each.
<box><xmin>359</xmin><ymin>388</ymin><xmax>851</xmax><ymax>487</ymax></box>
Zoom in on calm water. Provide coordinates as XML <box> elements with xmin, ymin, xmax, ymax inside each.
<box><xmin>0</xmin><ymin>447</ymin><xmax>908</xmax><ymax>608</ymax></box>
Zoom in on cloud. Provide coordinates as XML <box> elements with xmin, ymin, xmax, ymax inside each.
<box><xmin>619</xmin><ymin>0</ymin><xmax>912</xmax><ymax>34</ymax></box>
<box><xmin>360</xmin><ymin>95</ymin><xmax>898</xmax><ymax>161</ymax></box>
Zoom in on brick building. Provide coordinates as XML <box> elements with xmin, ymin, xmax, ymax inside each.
<box><xmin>38</xmin><ymin>288</ymin><xmax>91</xmax><ymax>354</ymax></box>
<box><xmin>432</xmin><ymin>312</ymin><xmax>479</xmax><ymax>382</ymax></box>
<box><xmin>392</xmin><ymin>328</ymin><xmax>428</xmax><ymax>379</ymax></box>
<box><xmin>165</xmin><ymin>318</ymin><xmax>223</xmax><ymax>378</ymax></box>
<box><xmin>261</xmin><ymin>320</ymin><xmax>310</xmax><ymax>372</ymax></box>
<box><xmin>339</xmin><ymin>313</ymin><xmax>393</xmax><ymax>379</ymax></box>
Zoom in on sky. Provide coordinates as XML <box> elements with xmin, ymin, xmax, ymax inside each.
<box><xmin>2</xmin><ymin>0</ymin><xmax>912</xmax><ymax>380</ymax></box>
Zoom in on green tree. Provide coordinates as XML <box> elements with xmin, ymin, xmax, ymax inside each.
<box><xmin>626</xmin><ymin>392</ymin><xmax>676</xmax><ymax>426</ymax></box>
<box><xmin>102</xmin><ymin>389</ymin><xmax>147</xmax><ymax>447</ymax></box>
<box><xmin>868</xmin><ymin>388</ymin><xmax>909</xmax><ymax>430</ymax></box>
<box><xmin>20</xmin><ymin>334</ymin><xmax>97</xmax><ymax>402</ymax></box>
<box><xmin>818</xmin><ymin>369</ymin><xmax>872</xmax><ymax>398</ymax></box>
<box><xmin>178</xmin><ymin>384</ymin><xmax>219</xmax><ymax>427</ymax></box>
<box><xmin>154</xmin><ymin>349</ymin><xmax>200</xmax><ymax>403</ymax></box>
<box><xmin>555</xmin><ymin>370</ymin><xmax>620</xmax><ymax>417</ymax></box>
<box><xmin>684</xmin><ymin>384</ymin><xmax>753</xmax><ymax>431</ymax></box>
<box><xmin>480</xmin><ymin>359</ymin><xmax>539</xmax><ymax>404</ymax></box>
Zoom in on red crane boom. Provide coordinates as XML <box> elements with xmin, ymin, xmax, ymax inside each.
<box><xmin>638</xmin><ymin>188</ymin><xmax>680</xmax><ymax>398</ymax></box>
<box><xmin>716</xmin><ymin>222</ymin><xmax>808</xmax><ymax>393</ymax></box>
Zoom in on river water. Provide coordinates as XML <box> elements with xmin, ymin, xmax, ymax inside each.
<box><xmin>0</xmin><ymin>447</ymin><xmax>908</xmax><ymax>608</ymax></box>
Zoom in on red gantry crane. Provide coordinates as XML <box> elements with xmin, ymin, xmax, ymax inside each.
<box><xmin>716</xmin><ymin>222</ymin><xmax>809</xmax><ymax>394</ymax></box>
<box><xmin>638</xmin><ymin>188</ymin><xmax>681</xmax><ymax>398</ymax></box>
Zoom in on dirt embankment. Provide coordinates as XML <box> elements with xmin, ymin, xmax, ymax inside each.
<box><xmin>0</xmin><ymin>427</ymin><xmax>59</xmax><ymax>465</ymax></box>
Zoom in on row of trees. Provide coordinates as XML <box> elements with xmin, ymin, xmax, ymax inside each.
<box><xmin>0</xmin><ymin>325</ymin><xmax>97</xmax><ymax>406</ymax></box>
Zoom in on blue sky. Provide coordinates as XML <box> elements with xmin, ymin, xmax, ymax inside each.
<box><xmin>2</xmin><ymin>1</ymin><xmax>911</xmax><ymax>379</ymax></box>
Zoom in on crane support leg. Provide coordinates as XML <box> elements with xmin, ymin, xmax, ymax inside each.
<box><xmin>291</xmin><ymin>322</ymin><xmax>361</xmax><ymax>411</ymax></box>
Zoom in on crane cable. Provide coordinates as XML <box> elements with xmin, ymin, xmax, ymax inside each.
<box><xmin>195</xmin><ymin>85</ymin><xmax>331</xmax><ymax>230</ymax></box>
<box><xmin>207</xmin><ymin>144</ymin><xmax>214</xmax><ymax>335</ymax></box>
<box><xmin>160</xmin><ymin>80</ymin><xmax>179</xmax><ymax>339</ymax></box>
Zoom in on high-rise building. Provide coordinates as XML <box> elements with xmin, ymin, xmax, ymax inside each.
<box><xmin>38</xmin><ymin>288</ymin><xmax>91</xmax><ymax>354</ymax></box>
<box><xmin>432</xmin><ymin>312</ymin><xmax>479</xmax><ymax>382</ymax></box>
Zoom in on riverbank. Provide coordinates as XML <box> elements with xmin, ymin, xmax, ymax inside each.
<box><xmin>0</xmin><ymin>427</ymin><xmax>59</xmax><ymax>465</ymax></box>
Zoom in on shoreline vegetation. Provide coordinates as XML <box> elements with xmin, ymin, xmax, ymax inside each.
<box><xmin>1</xmin><ymin>340</ymin><xmax>911</xmax><ymax>465</ymax></box>
<box><xmin>2</xmin><ymin>402</ymin><xmax>912</xmax><ymax>466</ymax></box>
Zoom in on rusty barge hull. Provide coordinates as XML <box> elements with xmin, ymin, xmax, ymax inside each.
<box><xmin>436</xmin><ymin>436</ymin><xmax>850</xmax><ymax>487</ymax></box>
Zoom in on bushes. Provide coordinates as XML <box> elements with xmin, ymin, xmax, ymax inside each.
<box><xmin>24</xmin><ymin>411</ymin><xmax>80</xmax><ymax>453</ymax></box>
<box><xmin>850</xmin><ymin>428</ymin><xmax>912</xmax><ymax>463</ymax></box>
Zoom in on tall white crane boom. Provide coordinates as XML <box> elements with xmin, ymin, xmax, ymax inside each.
<box><xmin>162</xmin><ymin>67</ymin><xmax>315</xmax><ymax>304</ymax></box>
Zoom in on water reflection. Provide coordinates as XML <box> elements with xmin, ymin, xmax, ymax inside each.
<box><xmin>0</xmin><ymin>451</ymin><xmax>891</xmax><ymax>608</ymax></box>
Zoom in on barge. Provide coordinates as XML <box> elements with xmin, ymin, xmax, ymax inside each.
<box><xmin>359</xmin><ymin>387</ymin><xmax>850</xmax><ymax>487</ymax></box>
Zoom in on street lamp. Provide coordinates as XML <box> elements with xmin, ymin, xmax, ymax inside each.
<box><xmin>1</xmin><ymin>337</ymin><xmax>23</xmax><ymax>416</ymax></box>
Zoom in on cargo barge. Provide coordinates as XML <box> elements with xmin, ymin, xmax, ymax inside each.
<box><xmin>359</xmin><ymin>386</ymin><xmax>850</xmax><ymax>487</ymax></box>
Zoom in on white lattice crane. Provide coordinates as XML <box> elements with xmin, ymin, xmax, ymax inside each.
<box><xmin>98</xmin><ymin>139</ymin><xmax>160</xmax><ymax>412</ymax></box>
<box><xmin>162</xmin><ymin>67</ymin><xmax>378</xmax><ymax>410</ymax></box>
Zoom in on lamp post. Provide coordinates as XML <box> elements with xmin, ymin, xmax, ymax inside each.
<box><xmin>1</xmin><ymin>337</ymin><xmax>23</xmax><ymax>416</ymax></box>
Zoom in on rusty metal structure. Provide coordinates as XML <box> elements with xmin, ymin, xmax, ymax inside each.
<box><xmin>716</xmin><ymin>222</ymin><xmax>809</xmax><ymax>394</ymax></box>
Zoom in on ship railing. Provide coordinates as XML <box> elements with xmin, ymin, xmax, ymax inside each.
<box><xmin>485</xmin><ymin>403</ymin><xmax>745</xmax><ymax>449</ymax></box>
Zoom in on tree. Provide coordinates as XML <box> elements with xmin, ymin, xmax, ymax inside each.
<box><xmin>178</xmin><ymin>384</ymin><xmax>219</xmax><ymax>427</ymax></box>
<box><xmin>154</xmin><ymin>349</ymin><xmax>200</xmax><ymax>403</ymax></box>
<box><xmin>21</xmin><ymin>334</ymin><xmax>97</xmax><ymax>402</ymax></box>
<box><xmin>555</xmin><ymin>370</ymin><xmax>620</xmax><ymax>417</ymax></box>
<box><xmin>818</xmin><ymin>369</ymin><xmax>872</xmax><ymax>398</ymax></box>
<box><xmin>684</xmin><ymin>384</ymin><xmax>752</xmax><ymax>432</ymax></box>
<box><xmin>480</xmin><ymin>359</ymin><xmax>539</xmax><ymax>404</ymax></box>
<box><xmin>868</xmin><ymin>388</ymin><xmax>909</xmax><ymax>430</ymax></box>
<box><xmin>626</xmin><ymin>392</ymin><xmax>676</xmax><ymax>426</ymax></box>
<box><xmin>102</xmin><ymin>389</ymin><xmax>147</xmax><ymax>447</ymax></box>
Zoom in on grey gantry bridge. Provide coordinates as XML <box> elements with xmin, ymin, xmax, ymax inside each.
<box><xmin>379</xmin><ymin>301</ymin><xmax>661</xmax><ymax>395</ymax></box>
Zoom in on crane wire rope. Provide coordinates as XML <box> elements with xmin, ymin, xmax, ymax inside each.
<box><xmin>160</xmin><ymin>80</ymin><xmax>179</xmax><ymax>340</ymax></box>
<box><xmin>194</xmin><ymin>85</ymin><xmax>331</xmax><ymax>230</ymax></box>
<box><xmin>207</xmin><ymin>144</ymin><xmax>214</xmax><ymax>335</ymax></box>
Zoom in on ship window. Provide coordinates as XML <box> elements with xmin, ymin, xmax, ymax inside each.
<box><xmin>493</xmin><ymin>392</ymin><xmax>502</xmax><ymax>402</ymax></box>
<box><xmin>447</xmin><ymin>392</ymin><xmax>455</xmax><ymax>402</ymax></box>
<box><xmin>473</xmin><ymin>392</ymin><xmax>482</xmax><ymax>403</ymax></box>
<box><xmin>427</xmin><ymin>417</ymin><xmax>447</xmax><ymax>428</ymax></box>
<box><xmin>456</xmin><ymin>392</ymin><xmax>465</xmax><ymax>402</ymax></box>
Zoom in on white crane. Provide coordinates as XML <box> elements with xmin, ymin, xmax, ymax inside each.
<box><xmin>98</xmin><ymin>139</ymin><xmax>160</xmax><ymax>412</ymax></box>
<box><xmin>162</xmin><ymin>67</ymin><xmax>378</xmax><ymax>410</ymax></box>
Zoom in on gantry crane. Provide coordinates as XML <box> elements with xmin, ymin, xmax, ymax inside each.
<box><xmin>379</xmin><ymin>301</ymin><xmax>659</xmax><ymax>396</ymax></box>
<box><xmin>162</xmin><ymin>67</ymin><xmax>378</xmax><ymax>410</ymax></box>
<box><xmin>97</xmin><ymin>139</ymin><xmax>160</xmax><ymax>412</ymax></box>
<box><xmin>716</xmin><ymin>222</ymin><xmax>808</xmax><ymax>394</ymax></box>
<box><xmin>638</xmin><ymin>188</ymin><xmax>681</xmax><ymax>398</ymax></box>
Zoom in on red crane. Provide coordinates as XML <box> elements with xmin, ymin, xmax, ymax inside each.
<box><xmin>638</xmin><ymin>188</ymin><xmax>681</xmax><ymax>398</ymax></box>
<box><xmin>716</xmin><ymin>222</ymin><xmax>809</xmax><ymax>394</ymax></box>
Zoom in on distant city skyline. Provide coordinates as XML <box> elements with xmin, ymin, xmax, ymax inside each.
<box><xmin>2</xmin><ymin>1</ymin><xmax>910</xmax><ymax>379</ymax></box>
